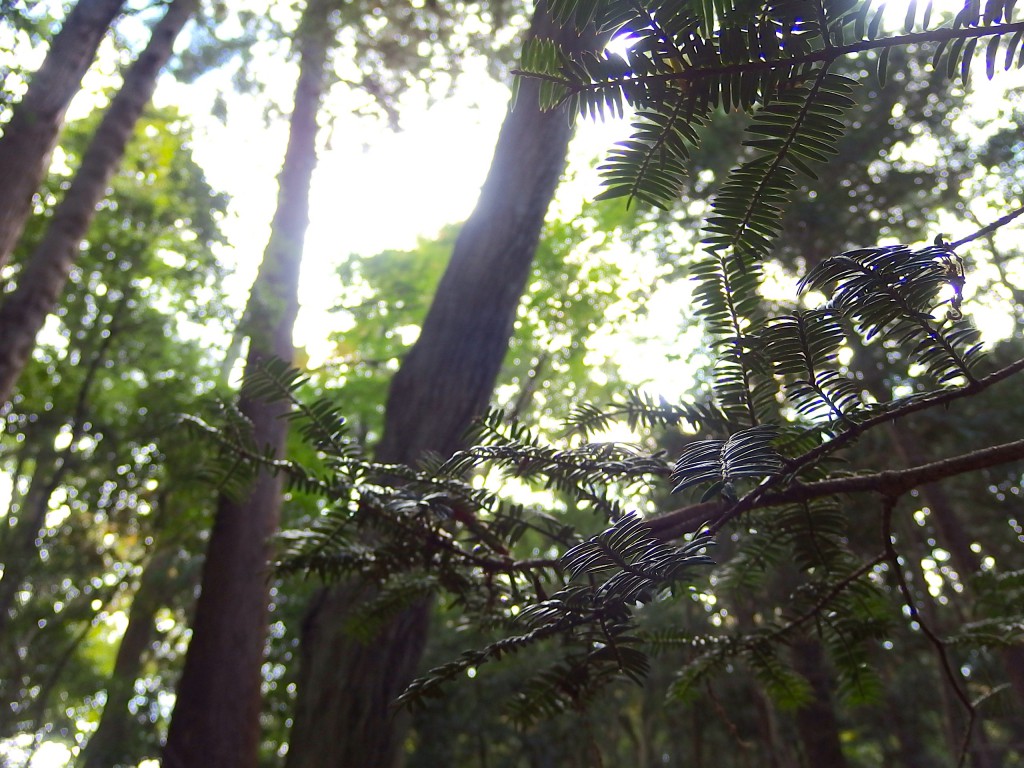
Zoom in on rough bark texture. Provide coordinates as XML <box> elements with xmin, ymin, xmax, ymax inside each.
<box><xmin>791</xmin><ymin>637</ymin><xmax>849</xmax><ymax>768</ymax></box>
<box><xmin>0</xmin><ymin>0</ymin><xmax>196</xmax><ymax>405</ymax></box>
<box><xmin>0</xmin><ymin>0</ymin><xmax>125</xmax><ymax>269</ymax></box>
<box><xmin>79</xmin><ymin>545</ymin><xmax>180</xmax><ymax>768</ymax></box>
<box><xmin>284</xmin><ymin>8</ymin><xmax>603</xmax><ymax>768</ymax></box>
<box><xmin>160</xmin><ymin>5</ymin><xmax>331</xmax><ymax>766</ymax></box>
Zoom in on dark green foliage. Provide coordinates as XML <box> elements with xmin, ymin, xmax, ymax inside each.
<box><xmin>16</xmin><ymin>0</ymin><xmax>1007</xmax><ymax>765</ymax></box>
<box><xmin>762</xmin><ymin>310</ymin><xmax>863</xmax><ymax>422</ymax></box>
<box><xmin>244</xmin><ymin>4</ymin><xmax>1024</xmax><ymax>749</ymax></box>
<box><xmin>518</xmin><ymin>0</ymin><xmax>1024</xmax><ymax>210</ymax></box>
<box><xmin>559</xmin><ymin>512</ymin><xmax>713</xmax><ymax>602</ymax></box>
<box><xmin>564</xmin><ymin>389</ymin><xmax>719</xmax><ymax>439</ymax></box>
<box><xmin>800</xmin><ymin>243</ymin><xmax>983</xmax><ymax>383</ymax></box>
<box><xmin>671</xmin><ymin>424</ymin><xmax>782</xmax><ymax>500</ymax></box>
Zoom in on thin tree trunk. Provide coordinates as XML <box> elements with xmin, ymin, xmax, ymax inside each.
<box><xmin>161</xmin><ymin>2</ymin><xmax>332</xmax><ymax>765</ymax></box>
<box><xmin>0</xmin><ymin>294</ymin><xmax>119</xmax><ymax>637</ymax></box>
<box><xmin>284</xmin><ymin>8</ymin><xmax>603</xmax><ymax>767</ymax></box>
<box><xmin>0</xmin><ymin>443</ymin><xmax>61</xmax><ymax>638</ymax></box>
<box><xmin>0</xmin><ymin>0</ymin><xmax>197</xmax><ymax>405</ymax></box>
<box><xmin>0</xmin><ymin>0</ymin><xmax>125</xmax><ymax>269</ymax></box>
<box><xmin>78</xmin><ymin>545</ymin><xmax>179</xmax><ymax>768</ymax></box>
<box><xmin>791</xmin><ymin>636</ymin><xmax>849</xmax><ymax>768</ymax></box>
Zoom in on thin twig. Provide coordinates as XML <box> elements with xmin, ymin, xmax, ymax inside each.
<box><xmin>951</xmin><ymin>201</ymin><xmax>1024</xmax><ymax>249</ymax></box>
<box><xmin>705</xmin><ymin>681</ymin><xmax>754</xmax><ymax>752</ymax></box>
<box><xmin>767</xmin><ymin>553</ymin><xmax>886</xmax><ymax>642</ymax></box>
<box><xmin>880</xmin><ymin>495</ymin><xmax>974</xmax><ymax>768</ymax></box>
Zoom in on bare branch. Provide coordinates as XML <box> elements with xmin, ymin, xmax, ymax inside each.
<box><xmin>952</xmin><ymin>201</ymin><xmax>1024</xmax><ymax>250</ymax></box>
<box><xmin>880</xmin><ymin>497</ymin><xmax>975</xmax><ymax>768</ymax></box>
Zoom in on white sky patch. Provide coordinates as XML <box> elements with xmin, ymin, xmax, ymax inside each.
<box><xmin>154</xmin><ymin>42</ymin><xmax>637</xmax><ymax>364</ymax></box>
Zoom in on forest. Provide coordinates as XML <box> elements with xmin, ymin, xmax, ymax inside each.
<box><xmin>1</xmin><ymin>0</ymin><xmax>1024</xmax><ymax>765</ymax></box>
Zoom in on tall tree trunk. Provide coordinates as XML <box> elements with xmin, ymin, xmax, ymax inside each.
<box><xmin>161</xmin><ymin>3</ymin><xmax>332</xmax><ymax>765</ymax></box>
<box><xmin>78</xmin><ymin>545</ymin><xmax>181</xmax><ymax>768</ymax></box>
<box><xmin>791</xmin><ymin>636</ymin><xmax>849</xmax><ymax>768</ymax></box>
<box><xmin>0</xmin><ymin>0</ymin><xmax>197</xmax><ymax>405</ymax></box>
<box><xmin>0</xmin><ymin>0</ymin><xmax>125</xmax><ymax>269</ymax></box>
<box><xmin>284</xmin><ymin>8</ymin><xmax>603</xmax><ymax>767</ymax></box>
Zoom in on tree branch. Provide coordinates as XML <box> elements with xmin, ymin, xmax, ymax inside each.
<box><xmin>649</xmin><ymin>424</ymin><xmax>1024</xmax><ymax>538</ymax></box>
<box><xmin>516</xmin><ymin>22</ymin><xmax>1024</xmax><ymax>94</ymax></box>
<box><xmin>880</xmin><ymin>497</ymin><xmax>975</xmax><ymax>768</ymax></box>
<box><xmin>951</xmin><ymin>201</ymin><xmax>1024</xmax><ymax>249</ymax></box>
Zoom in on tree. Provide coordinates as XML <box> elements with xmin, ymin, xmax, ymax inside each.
<box><xmin>0</xmin><ymin>104</ymin><xmax>228</xmax><ymax>762</ymax></box>
<box><xmin>0</xmin><ymin>0</ymin><xmax>125</xmax><ymax>269</ymax></box>
<box><xmin>269</xmin><ymin>0</ymin><xmax>1024</xmax><ymax>764</ymax></box>
<box><xmin>0</xmin><ymin>0</ymin><xmax>199</xmax><ymax>405</ymax></box>
<box><xmin>160</xmin><ymin>1</ymin><xmax>334</xmax><ymax>765</ymax></box>
<box><xmin>281</xmin><ymin>6</ymin><xmax>608</xmax><ymax>765</ymax></box>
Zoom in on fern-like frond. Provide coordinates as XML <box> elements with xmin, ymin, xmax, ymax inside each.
<box><xmin>244</xmin><ymin>358</ymin><xmax>359</xmax><ymax>457</ymax></box>
<box><xmin>596</xmin><ymin>99</ymin><xmax>711</xmax><ymax>207</ymax></box>
<box><xmin>947</xmin><ymin>616</ymin><xmax>1024</xmax><ymax>648</ymax></box>
<box><xmin>817</xmin><ymin>580</ymin><xmax>891</xmax><ymax>704</ymax></box>
<box><xmin>564</xmin><ymin>389</ymin><xmax>711</xmax><ymax>439</ymax></box>
<box><xmin>747</xmin><ymin>637</ymin><xmax>816</xmax><ymax>708</ymax></box>
<box><xmin>762</xmin><ymin>309</ymin><xmax>863</xmax><ymax>422</ymax></box>
<box><xmin>775</xmin><ymin>497</ymin><xmax>850</xmax><ymax>571</ymax></box>
<box><xmin>692</xmin><ymin>255</ymin><xmax>774</xmax><ymax>424</ymax></box>
<box><xmin>561</xmin><ymin>512</ymin><xmax>714</xmax><ymax>603</ymax></box>
<box><xmin>672</xmin><ymin>424</ymin><xmax>783</xmax><ymax>501</ymax></box>
<box><xmin>703</xmin><ymin>70</ymin><xmax>858</xmax><ymax>264</ymax></box>
<box><xmin>449</xmin><ymin>410</ymin><xmax>670</xmax><ymax>518</ymax></box>
<box><xmin>800</xmin><ymin>243</ymin><xmax>985</xmax><ymax>383</ymax></box>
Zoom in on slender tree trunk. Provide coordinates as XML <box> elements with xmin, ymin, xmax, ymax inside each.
<box><xmin>0</xmin><ymin>443</ymin><xmax>61</xmax><ymax>637</ymax></box>
<box><xmin>78</xmin><ymin>545</ymin><xmax>179</xmax><ymax>768</ymax></box>
<box><xmin>0</xmin><ymin>0</ymin><xmax>197</xmax><ymax>405</ymax></box>
<box><xmin>0</xmin><ymin>0</ymin><xmax>125</xmax><ymax>269</ymax></box>
<box><xmin>791</xmin><ymin>636</ymin><xmax>849</xmax><ymax>768</ymax></box>
<box><xmin>161</xmin><ymin>3</ymin><xmax>332</xmax><ymax>765</ymax></box>
<box><xmin>284</xmin><ymin>8</ymin><xmax>603</xmax><ymax>767</ymax></box>
<box><xmin>0</xmin><ymin>296</ymin><xmax>118</xmax><ymax>637</ymax></box>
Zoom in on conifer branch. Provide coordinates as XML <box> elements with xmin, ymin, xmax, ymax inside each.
<box><xmin>515</xmin><ymin>21</ymin><xmax>1024</xmax><ymax>94</ymax></box>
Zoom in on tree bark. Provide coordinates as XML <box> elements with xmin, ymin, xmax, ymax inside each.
<box><xmin>284</xmin><ymin>7</ymin><xmax>603</xmax><ymax>767</ymax></box>
<box><xmin>79</xmin><ymin>545</ymin><xmax>180</xmax><ymax>768</ymax></box>
<box><xmin>0</xmin><ymin>0</ymin><xmax>125</xmax><ymax>270</ymax></box>
<box><xmin>160</xmin><ymin>3</ymin><xmax>332</xmax><ymax>765</ymax></box>
<box><xmin>0</xmin><ymin>0</ymin><xmax>197</xmax><ymax>405</ymax></box>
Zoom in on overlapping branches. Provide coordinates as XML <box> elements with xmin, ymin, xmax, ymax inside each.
<box><xmin>649</xmin><ymin>354</ymin><xmax>1024</xmax><ymax>538</ymax></box>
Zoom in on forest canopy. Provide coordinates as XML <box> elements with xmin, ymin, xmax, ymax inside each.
<box><xmin>1</xmin><ymin>0</ymin><xmax>1024</xmax><ymax>765</ymax></box>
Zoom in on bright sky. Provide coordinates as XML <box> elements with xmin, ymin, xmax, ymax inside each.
<box><xmin>152</xmin><ymin>38</ymin><xmax>642</xmax><ymax>370</ymax></box>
